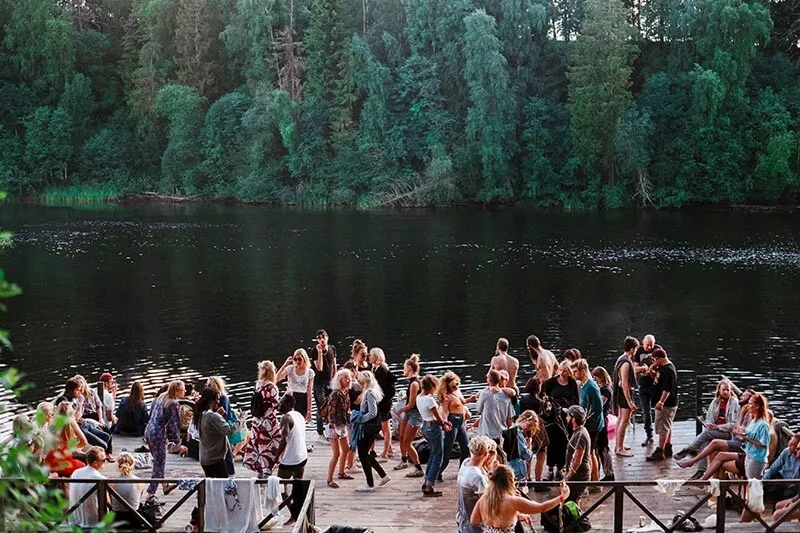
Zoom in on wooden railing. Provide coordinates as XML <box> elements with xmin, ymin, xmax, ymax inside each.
<box><xmin>524</xmin><ymin>478</ymin><xmax>800</xmax><ymax>533</ymax></box>
<box><xmin>1</xmin><ymin>477</ymin><xmax>315</xmax><ymax>533</ymax></box>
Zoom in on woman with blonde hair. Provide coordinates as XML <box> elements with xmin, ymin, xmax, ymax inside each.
<box><xmin>325</xmin><ymin>369</ymin><xmax>354</xmax><ymax>488</ymax></box>
<box><xmin>394</xmin><ymin>353</ymin><xmax>424</xmax><ymax>476</ymax></box>
<box><xmin>144</xmin><ymin>380</ymin><xmax>184</xmax><ymax>498</ymax></box>
<box><xmin>470</xmin><ymin>464</ymin><xmax>569</xmax><ymax>532</ymax></box>
<box><xmin>244</xmin><ymin>360</ymin><xmax>283</xmax><ymax>477</ymax></box>
<box><xmin>369</xmin><ymin>347</ymin><xmax>397</xmax><ymax>459</ymax></box>
<box><xmin>110</xmin><ymin>452</ymin><xmax>145</xmax><ymax>528</ymax></box>
<box><xmin>438</xmin><ymin>370</ymin><xmax>470</xmax><ymax>480</ymax></box>
<box><xmin>354</xmin><ymin>370</ymin><xmax>391</xmax><ymax>492</ymax></box>
<box><xmin>278</xmin><ymin>348</ymin><xmax>315</xmax><ymax>421</ymax></box>
<box><xmin>457</xmin><ymin>436</ymin><xmax>499</xmax><ymax>533</ymax></box>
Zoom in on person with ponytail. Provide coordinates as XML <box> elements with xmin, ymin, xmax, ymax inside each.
<box><xmin>471</xmin><ymin>464</ymin><xmax>569</xmax><ymax>533</ymax></box>
<box><xmin>417</xmin><ymin>374</ymin><xmax>452</xmax><ymax>497</ymax></box>
<box><xmin>110</xmin><ymin>453</ymin><xmax>145</xmax><ymax>528</ymax></box>
<box><xmin>457</xmin><ymin>436</ymin><xmax>498</xmax><ymax>533</ymax></box>
<box><xmin>438</xmin><ymin>370</ymin><xmax>471</xmax><ymax>480</ymax></box>
<box><xmin>394</xmin><ymin>353</ymin><xmax>424</xmax><ymax>476</ymax></box>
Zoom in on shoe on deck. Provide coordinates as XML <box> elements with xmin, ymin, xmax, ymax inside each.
<box><xmin>379</xmin><ymin>476</ymin><xmax>391</xmax><ymax>487</ymax></box>
<box><xmin>646</xmin><ymin>448</ymin><xmax>665</xmax><ymax>461</ymax></box>
<box><xmin>355</xmin><ymin>485</ymin><xmax>374</xmax><ymax>492</ymax></box>
<box><xmin>641</xmin><ymin>438</ymin><xmax>654</xmax><ymax>447</ymax></box>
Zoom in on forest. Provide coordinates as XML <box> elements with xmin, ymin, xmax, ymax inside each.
<box><xmin>0</xmin><ymin>0</ymin><xmax>799</xmax><ymax>208</ymax></box>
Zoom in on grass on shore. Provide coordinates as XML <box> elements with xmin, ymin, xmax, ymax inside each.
<box><xmin>40</xmin><ymin>183</ymin><xmax>123</xmax><ymax>205</ymax></box>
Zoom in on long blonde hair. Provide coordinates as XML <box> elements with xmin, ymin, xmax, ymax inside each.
<box><xmin>437</xmin><ymin>371</ymin><xmax>460</xmax><ymax>404</ymax></box>
<box><xmin>258</xmin><ymin>360</ymin><xmax>276</xmax><ymax>383</ymax></box>
<box><xmin>117</xmin><ymin>452</ymin><xmax>136</xmax><ymax>476</ymax></box>
<box><xmin>206</xmin><ymin>376</ymin><xmax>228</xmax><ymax>396</ymax></box>
<box><xmin>516</xmin><ymin>410</ymin><xmax>541</xmax><ymax>435</ymax></box>
<box><xmin>369</xmin><ymin>347</ymin><xmax>388</xmax><ymax>370</ymax></box>
<box><xmin>357</xmin><ymin>370</ymin><xmax>384</xmax><ymax>403</ymax></box>
<box><xmin>164</xmin><ymin>380</ymin><xmax>184</xmax><ymax>405</ymax></box>
<box><xmin>483</xmin><ymin>465</ymin><xmax>516</xmax><ymax>524</ymax></box>
<box><xmin>293</xmin><ymin>348</ymin><xmax>311</xmax><ymax>369</ymax></box>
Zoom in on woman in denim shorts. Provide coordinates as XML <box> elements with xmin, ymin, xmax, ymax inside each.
<box><xmin>394</xmin><ymin>354</ymin><xmax>424</xmax><ymax>477</ymax></box>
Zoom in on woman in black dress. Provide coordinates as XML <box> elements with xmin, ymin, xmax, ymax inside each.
<box><xmin>542</xmin><ymin>361</ymin><xmax>580</xmax><ymax>480</ymax></box>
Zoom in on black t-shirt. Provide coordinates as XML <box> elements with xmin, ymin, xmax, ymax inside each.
<box><xmin>519</xmin><ymin>392</ymin><xmax>545</xmax><ymax>415</ymax></box>
<box><xmin>654</xmin><ymin>362</ymin><xmax>678</xmax><ymax>408</ymax></box>
<box><xmin>372</xmin><ymin>365</ymin><xmax>396</xmax><ymax>413</ymax></box>
<box><xmin>310</xmin><ymin>345</ymin><xmax>337</xmax><ymax>384</ymax></box>
<box><xmin>543</xmin><ymin>377</ymin><xmax>580</xmax><ymax>410</ymax></box>
<box><xmin>600</xmin><ymin>384</ymin><xmax>613</xmax><ymax>416</ymax></box>
<box><xmin>633</xmin><ymin>344</ymin><xmax>662</xmax><ymax>392</ymax></box>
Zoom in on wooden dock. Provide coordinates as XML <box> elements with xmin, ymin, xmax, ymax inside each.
<box><xmin>101</xmin><ymin>419</ymin><xmax>800</xmax><ymax>532</ymax></box>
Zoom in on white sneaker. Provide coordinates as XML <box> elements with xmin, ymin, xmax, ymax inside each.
<box><xmin>379</xmin><ymin>476</ymin><xmax>391</xmax><ymax>487</ymax></box>
<box><xmin>355</xmin><ymin>485</ymin><xmax>374</xmax><ymax>492</ymax></box>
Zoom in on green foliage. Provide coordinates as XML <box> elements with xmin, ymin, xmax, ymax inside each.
<box><xmin>568</xmin><ymin>0</ymin><xmax>638</xmax><ymax>187</ymax></box>
<box><xmin>0</xmin><ymin>0</ymin><xmax>797</xmax><ymax>207</ymax></box>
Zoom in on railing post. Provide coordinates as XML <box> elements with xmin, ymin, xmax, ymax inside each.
<box><xmin>614</xmin><ymin>485</ymin><xmax>624</xmax><ymax>533</ymax></box>
<box><xmin>716</xmin><ymin>484</ymin><xmax>726</xmax><ymax>533</ymax></box>
<box><xmin>695</xmin><ymin>374</ymin><xmax>702</xmax><ymax>435</ymax></box>
<box><xmin>97</xmin><ymin>481</ymin><xmax>107</xmax><ymax>521</ymax></box>
<box><xmin>197</xmin><ymin>480</ymin><xmax>206</xmax><ymax>532</ymax></box>
<box><xmin>308</xmin><ymin>481</ymin><xmax>315</xmax><ymax>525</ymax></box>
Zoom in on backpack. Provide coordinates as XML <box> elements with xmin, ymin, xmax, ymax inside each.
<box><xmin>541</xmin><ymin>501</ymin><xmax>591</xmax><ymax>532</ymax></box>
<box><xmin>250</xmin><ymin>389</ymin><xmax>267</xmax><ymax>418</ymax></box>
<box><xmin>318</xmin><ymin>393</ymin><xmax>332</xmax><ymax>423</ymax></box>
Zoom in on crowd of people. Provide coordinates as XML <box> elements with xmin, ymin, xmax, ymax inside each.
<box><xmin>8</xmin><ymin>329</ymin><xmax>800</xmax><ymax>531</ymax></box>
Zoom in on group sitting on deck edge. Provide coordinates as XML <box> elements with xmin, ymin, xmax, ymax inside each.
<box><xmin>6</xmin><ymin>330</ymin><xmax>800</xmax><ymax>532</ymax></box>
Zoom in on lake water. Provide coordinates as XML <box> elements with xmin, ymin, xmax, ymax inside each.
<box><xmin>1</xmin><ymin>204</ymin><xmax>799</xmax><ymax>429</ymax></box>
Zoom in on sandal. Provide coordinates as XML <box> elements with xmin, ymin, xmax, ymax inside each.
<box><xmin>327</xmin><ymin>480</ymin><xmax>340</xmax><ymax>488</ymax></box>
<box><xmin>338</xmin><ymin>472</ymin><xmax>355</xmax><ymax>480</ymax></box>
<box><xmin>105</xmin><ymin>454</ymin><xmax>116</xmax><ymax>463</ymax></box>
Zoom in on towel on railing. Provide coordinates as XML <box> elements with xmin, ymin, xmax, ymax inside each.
<box><xmin>263</xmin><ymin>475</ymin><xmax>283</xmax><ymax>516</ymax></box>
<box><xmin>205</xmin><ymin>478</ymin><xmax>263</xmax><ymax>533</ymax></box>
<box><xmin>654</xmin><ymin>478</ymin><xmax>686</xmax><ymax>496</ymax></box>
<box><xmin>707</xmin><ymin>478</ymin><xmax>720</xmax><ymax>496</ymax></box>
<box><xmin>349</xmin><ymin>410</ymin><xmax>365</xmax><ymax>452</ymax></box>
<box><xmin>747</xmin><ymin>478</ymin><xmax>765</xmax><ymax>513</ymax></box>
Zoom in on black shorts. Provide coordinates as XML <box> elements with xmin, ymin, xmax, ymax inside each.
<box><xmin>617</xmin><ymin>395</ymin><xmax>631</xmax><ymax>410</ymax></box>
<box><xmin>734</xmin><ymin>453</ymin><xmax>746</xmax><ymax>477</ymax></box>
<box><xmin>379</xmin><ymin>410</ymin><xmax>391</xmax><ymax>422</ymax></box>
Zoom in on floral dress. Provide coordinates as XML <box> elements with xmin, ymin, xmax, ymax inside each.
<box><xmin>243</xmin><ymin>381</ymin><xmax>282</xmax><ymax>477</ymax></box>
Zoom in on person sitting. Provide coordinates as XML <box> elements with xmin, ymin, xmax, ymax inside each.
<box><xmin>673</xmin><ymin>378</ymin><xmax>740</xmax><ymax>480</ymax></box>
<box><xmin>113</xmin><ymin>382</ymin><xmax>150</xmax><ymax>436</ymax></box>
<box><xmin>69</xmin><ymin>446</ymin><xmax>108</xmax><ymax>529</ymax></box>
<box><xmin>110</xmin><ymin>452</ymin><xmax>145</xmax><ymax>528</ymax></box>
<box><xmin>762</xmin><ymin>434</ymin><xmax>800</xmax><ymax>502</ymax></box>
<box><xmin>695</xmin><ymin>393</ymin><xmax>771</xmax><ymax>481</ymax></box>
<box><xmin>45</xmin><ymin>402</ymin><xmax>89</xmax><ymax>479</ymax></box>
<box><xmin>470</xmin><ymin>464</ymin><xmax>569</xmax><ymax>532</ymax></box>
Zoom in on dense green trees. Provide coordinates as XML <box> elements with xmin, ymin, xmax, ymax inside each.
<box><xmin>0</xmin><ymin>0</ymin><xmax>798</xmax><ymax>207</ymax></box>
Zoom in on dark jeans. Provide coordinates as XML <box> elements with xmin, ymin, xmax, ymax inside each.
<box><xmin>313</xmin><ymin>381</ymin><xmax>329</xmax><ymax>435</ymax></box>
<box><xmin>81</xmin><ymin>422</ymin><xmax>113</xmax><ymax>453</ymax></box>
<box><xmin>421</xmin><ymin>422</ymin><xmax>444</xmax><ymax>486</ymax></box>
<box><xmin>224</xmin><ymin>450</ymin><xmax>235</xmax><ymax>476</ymax></box>
<box><xmin>202</xmin><ymin>460</ymin><xmax>229</xmax><ymax>479</ymax></box>
<box><xmin>439</xmin><ymin>414</ymin><xmax>469</xmax><ymax>477</ymax></box>
<box><xmin>639</xmin><ymin>389</ymin><xmax>654</xmax><ymax>440</ymax></box>
<box><xmin>357</xmin><ymin>431</ymin><xmax>386</xmax><ymax>487</ymax></box>
<box><xmin>278</xmin><ymin>460</ymin><xmax>308</xmax><ymax>520</ymax></box>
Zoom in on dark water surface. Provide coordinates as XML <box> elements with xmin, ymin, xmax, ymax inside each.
<box><xmin>1</xmin><ymin>205</ymin><xmax>799</xmax><ymax>429</ymax></box>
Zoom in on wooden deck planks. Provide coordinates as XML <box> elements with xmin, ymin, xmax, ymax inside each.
<box><xmin>105</xmin><ymin>420</ymin><xmax>793</xmax><ymax>532</ymax></box>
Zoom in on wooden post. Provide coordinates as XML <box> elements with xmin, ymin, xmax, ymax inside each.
<box><xmin>613</xmin><ymin>485</ymin><xmax>624</xmax><ymax>533</ymax></box>
<box><xmin>307</xmin><ymin>481</ymin><xmax>315</xmax><ymax>525</ymax></box>
<box><xmin>197</xmin><ymin>480</ymin><xmax>206</xmax><ymax>532</ymax></box>
<box><xmin>695</xmin><ymin>375</ymin><xmax>702</xmax><ymax>435</ymax></box>
<box><xmin>716</xmin><ymin>484</ymin><xmax>726</xmax><ymax>533</ymax></box>
<box><xmin>97</xmin><ymin>481</ymin><xmax>107</xmax><ymax>521</ymax></box>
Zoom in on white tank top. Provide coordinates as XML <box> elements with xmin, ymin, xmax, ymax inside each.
<box><xmin>281</xmin><ymin>411</ymin><xmax>308</xmax><ymax>466</ymax></box>
<box><xmin>287</xmin><ymin>366</ymin><xmax>315</xmax><ymax>394</ymax></box>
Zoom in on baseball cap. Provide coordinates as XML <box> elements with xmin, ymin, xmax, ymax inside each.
<box><xmin>566</xmin><ymin>405</ymin><xmax>587</xmax><ymax>425</ymax></box>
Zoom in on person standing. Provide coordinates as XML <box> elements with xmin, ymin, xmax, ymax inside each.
<box><xmin>527</xmin><ymin>334</ymin><xmax>557</xmax><ymax>383</ymax></box>
<box><xmin>194</xmin><ymin>388</ymin><xmax>243</xmax><ymax>477</ymax></box>
<box><xmin>633</xmin><ymin>335</ymin><xmax>662</xmax><ymax>447</ymax></box>
<box><xmin>144</xmin><ymin>380</ymin><xmax>184</xmax><ymax>499</ymax></box>
<box><xmin>591</xmin><ymin>366</ymin><xmax>615</xmax><ymax>481</ymax></box>
<box><xmin>564</xmin><ymin>406</ymin><xmax>592</xmax><ymax>503</ymax></box>
<box><xmin>476</xmin><ymin>370</ymin><xmax>515</xmax><ymax>442</ymax></box>
<box><xmin>573</xmin><ymin>359</ymin><xmax>604</xmax><ymax>483</ymax></box>
<box><xmin>394</xmin><ymin>354</ymin><xmax>424</xmax><ymax>476</ymax></box>
<box><xmin>417</xmin><ymin>375</ymin><xmax>452</xmax><ymax>497</ymax></box>
<box><xmin>276</xmin><ymin>395</ymin><xmax>310</xmax><ymax>523</ymax></box>
<box><xmin>490</xmin><ymin>338</ymin><xmax>519</xmax><ymax>389</ymax></box>
<box><xmin>542</xmin><ymin>362</ymin><xmax>580</xmax><ymax>480</ymax></box>
<box><xmin>437</xmin><ymin>371</ymin><xmax>471</xmax><ymax>481</ymax></box>
<box><xmin>646</xmin><ymin>348</ymin><xmax>678</xmax><ymax>461</ymax></box>
<box><xmin>312</xmin><ymin>329</ymin><xmax>337</xmax><ymax>438</ymax></box>
<box><xmin>244</xmin><ymin>361</ymin><xmax>283</xmax><ymax>477</ymax></box>
<box><xmin>613</xmin><ymin>336</ymin><xmax>639</xmax><ymax>457</ymax></box>
<box><xmin>277</xmin><ymin>349</ymin><xmax>315</xmax><ymax>421</ymax></box>
<box><xmin>369</xmin><ymin>347</ymin><xmax>397</xmax><ymax>459</ymax></box>
<box><xmin>354</xmin><ymin>371</ymin><xmax>392</xmax><ymax>492</ymax></box>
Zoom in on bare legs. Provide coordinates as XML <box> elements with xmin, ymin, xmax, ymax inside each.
<box><xmin>380</xmin><ymin>419</ymin><xmax>394</xmax><ymax>458</ymax></box>
<box><xmin>616</xmin><ymin>408</ymin><xmax>633</xmax><ymax>456</ymax></box>
<box><xmin>699</xmin><ymin>451</ymin><xmax>740</xmax><ymax>480</ymax></box>
<box><xmin>327</xmin><ymin>436</ymin><xmax>350</xmax><ymax>486</ymax></box>
<box><xmin>676</xmin><ymin>439</ymin><xmax>729</xmax><ymax>469</ymax></box>
<box><xmin>399</xmin><ymin>420</ymin><xmax>420</xmax><ymax>467</ymax></box>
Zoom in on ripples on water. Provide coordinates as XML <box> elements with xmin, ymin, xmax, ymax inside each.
<box><xmin>2</xmin><ymin>208</ymin><xmax>800</xmax><ymax>434</ymax></box>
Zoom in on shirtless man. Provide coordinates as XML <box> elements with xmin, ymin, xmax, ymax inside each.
<box><xmin>490</xmin><ymin>338</ymin><xmax>519</xmax><ymax>389</ymax></box>
<box><xmin>613</xmin><ymin>336</ymin><xmax>639</xmax><ymax>457</ymax></box>
<box><xmin>526</xmin><ymin>334</ymin><xmax>557</xmax><ymax>383</ymax></box>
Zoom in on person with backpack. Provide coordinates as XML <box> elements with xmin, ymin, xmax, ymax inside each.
<box><xmin>243</xmin><ymin>360</ymin><xmax>283</xmax><ymax>477</ymax></box>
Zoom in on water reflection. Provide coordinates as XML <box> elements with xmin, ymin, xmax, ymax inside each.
<box><xmin>1</xmin><ymin>206</ymin><xmax>799</xmax><ymax>431</ymax></box>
